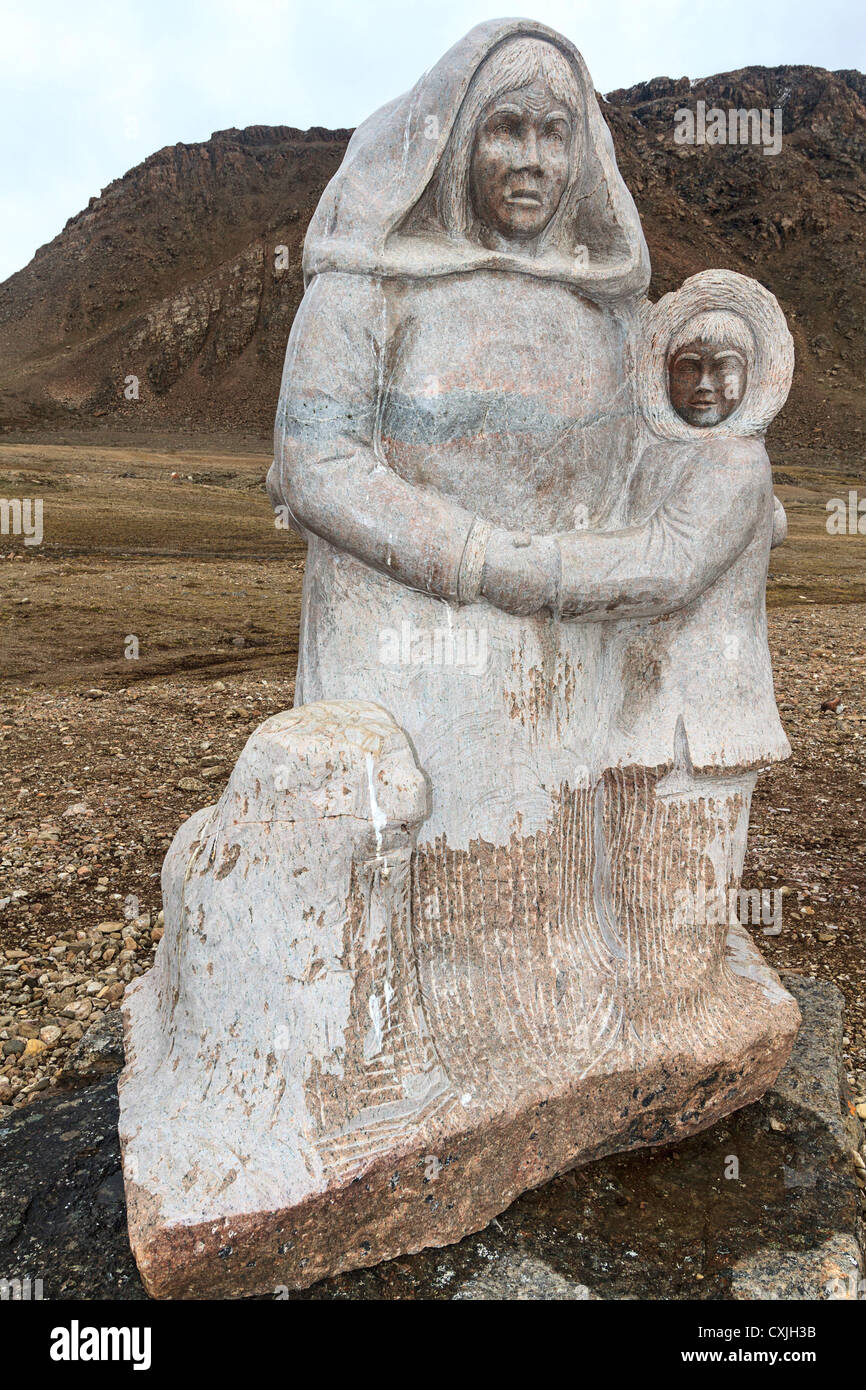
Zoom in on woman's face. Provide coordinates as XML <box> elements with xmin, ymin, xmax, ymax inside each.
<box><xmin>469</xmin><ymin>78</ymin><xmax>573</xmax><ymax>243</ymax></box>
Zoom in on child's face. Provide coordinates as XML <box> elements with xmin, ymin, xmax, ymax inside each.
<box><xmin>668</xmin><ymin>338</ymin><xmax>747</xmax><ymax>427</ymax></box>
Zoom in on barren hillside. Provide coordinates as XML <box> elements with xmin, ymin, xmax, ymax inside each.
<box><xmin>1</xmin><ymin>65</ymin><xmax>864</xmax><ymax>465</ymax></box>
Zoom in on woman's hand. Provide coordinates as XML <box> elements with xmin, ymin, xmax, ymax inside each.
<box><xmin>480</xmin><ymin>529</ymin><xmax>560</xmax><ymax>616</ymax></box>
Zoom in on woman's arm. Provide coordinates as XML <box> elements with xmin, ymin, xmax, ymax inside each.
<box><xmin>556</xmin><ymin>438</ymin><xmax>772</xmax><ymax>621</ymax></box>
<box><xmin>273</xmin><ymin>272</ymin><xmax>483</xmax><ymax>602</ymax></box>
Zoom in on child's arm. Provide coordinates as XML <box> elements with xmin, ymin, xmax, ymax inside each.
<box><xmin>556</xmin><ymin>438</ymin><xmax>772</xmax><ymax>621</ymax></box>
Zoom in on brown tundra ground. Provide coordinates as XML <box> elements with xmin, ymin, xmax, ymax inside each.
<box><xmin>0</xmin><ymin>437</ymin><xmax>864</xmax><ymax>1124</ymax></box>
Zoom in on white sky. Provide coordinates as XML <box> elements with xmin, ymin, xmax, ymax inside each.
<box><xmin>1</xmin><ymin>0</ymin><xmax>863</xmax><ymax>282</ymax></box>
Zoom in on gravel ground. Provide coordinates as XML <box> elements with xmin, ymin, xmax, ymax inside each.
<box><xmin>0</xmin><ymin>602</ymin><xmax>864</xmax><ymax>1123</ymax></box>
<box><xmin>0</xmin><ymin>673</ymin><xmax>296</xmax><ymax>1114</ymax></box>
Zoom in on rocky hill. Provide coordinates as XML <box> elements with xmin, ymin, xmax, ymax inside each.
<box><xmin>1</xmin><ymin>65</ymin><xmax>864</xmax><ymax>464</ymax></box>
<box><xmin>0</xmin><ymin>126</ymin><xmax>350</xmax><ymax>439</ymax></box>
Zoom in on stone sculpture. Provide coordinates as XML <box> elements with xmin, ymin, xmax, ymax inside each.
<box><xmin>119</xmin><ymin>17</ymin><xmax>800</xmax><ymax>1298</ymax></box>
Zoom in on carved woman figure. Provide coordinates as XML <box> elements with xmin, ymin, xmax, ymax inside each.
<box><xmin>269</xmin><ymin>21</ymin><xmax>798</xmax><ymax>1111</ymax></box>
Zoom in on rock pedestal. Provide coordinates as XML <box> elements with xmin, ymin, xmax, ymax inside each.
<box><xmin>119</xmin><ymin>700</ymin><xmax>799</xmax><ymax>1298</ymax></box>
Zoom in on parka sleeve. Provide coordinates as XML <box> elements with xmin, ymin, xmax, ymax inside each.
<box><xmin>271</xmin><ymin>271</ymin><xmax>477</xmax><ymax>600</ymax></box>
<box><xmin>556</xmin><ymin>438</ymin><xmax>772</xmax><ymax>621</ymax></box>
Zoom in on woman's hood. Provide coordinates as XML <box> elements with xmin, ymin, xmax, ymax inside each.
<box><xmin>303</xmin><ymin>17</ymin><xmax>650</xmax><ymax>300</ymax></box>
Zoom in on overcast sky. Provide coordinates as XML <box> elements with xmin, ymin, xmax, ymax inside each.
<box><xmin>1</xmin><ymin>0</ymin><xmax>863</xmax><ymax>282</ymax></box>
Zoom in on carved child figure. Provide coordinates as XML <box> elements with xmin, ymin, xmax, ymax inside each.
<box><xmin>666</xmin><ymin>301</ymin><xmax>787</xmax><ymax>546</ymax></box>
<box><xmin>540</xmin><ymin>270</ymin><xmax>794</xmax><ymax>1036</ymax></box>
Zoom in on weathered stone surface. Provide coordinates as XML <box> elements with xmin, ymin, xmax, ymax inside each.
<box><xmin>729</xmin><ymin>1235</ymin><xmax>864</xmax><ymax>1301</ymax></box>
<box><xmin>3</xmin><ymin>978</ymin><xmax>860</xmax><ymax>1300</ymax></box>
<box><xmin>58</xmin><ymin>1009</ymin><xmax>125</xmax><ymax>1089</ymax></box>
<box><xmin>120</xmin><ymin>18</ymin><xmax>802</xmax><ymax>1296</ymax></box>
<box><xmin>119</xmin><ymin>701</ymin><xmax>443</xmax><ymax>1296</ymax></box>
<box><xmin>452</xmin><ymin>1253</ymin><xmax>596</xmax><ymax>1300</ymax></box>
<box><xmin>118</xmin><ymin>699</ymin><xmax>798</xmax><ymax>1298</ymax></box>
